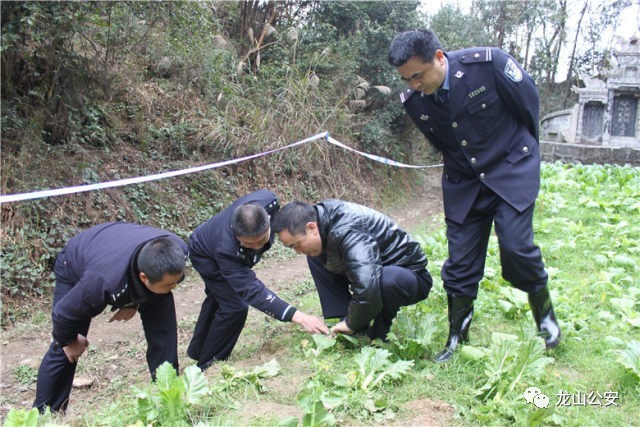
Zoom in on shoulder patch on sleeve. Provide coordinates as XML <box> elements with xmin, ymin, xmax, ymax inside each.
<box><xmin>504</xmin><ymin>57</ymin><xmax>523</xmax><ymax>82</ymax></box>
<box><xmin>399</xmin><ymin>88</ymin><xmax>415</xmax><ymax>104</ymax></box>
<box><xmin>459</xmin><ymin>48</ymin><xmax>493</xmax><ymax>64</ymax></box>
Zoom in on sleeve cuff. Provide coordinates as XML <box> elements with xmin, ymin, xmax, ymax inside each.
<box><xmin>281</xmin><ymin>306</ymin><xmax>297</xmax><ymax>322</ymax></box>
<box><xmin>53</xmin><ymin>335</ymin><xmax>76</xmax><ymax>348</ymax></box>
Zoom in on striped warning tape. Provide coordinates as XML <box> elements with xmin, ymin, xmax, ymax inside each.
<box><xmin>326</xmin><ymin>136</ymin><xmax>442</xmax><ymax>169</ymax></box>
<box><xmin>0</xmin><ymin>131</ymin><xmax>442</xmax><ymax>203</ymax></box>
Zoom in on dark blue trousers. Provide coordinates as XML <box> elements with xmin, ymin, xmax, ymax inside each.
<box><xmin>34</xmin><ymin>253</ymin><xmax>178</xmax><ymax>413</ymax></box>
<box><xmin>442</xmin><ymin>185</ymin><xmax>548</xmax><ymax>298</ymax></box>
<box><xmin>307</xmin><ymin>256</ymin><xmax>431</xmax><ymax>340</ymax></box>
<box><xmin>187</xmin><ymin>251</ymin><xmax>248</xmax><ymax>369</ymax></box>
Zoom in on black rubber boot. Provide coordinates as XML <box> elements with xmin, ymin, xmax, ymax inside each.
<box><xmin>528</xmin><ymin>287</ymin><xmax>561</xmax><ymax>348</ymax></box>
<box><xmin>434</xmin><ymin>294</ymin><xmax>474</xmax><ymax>362</ymax></box>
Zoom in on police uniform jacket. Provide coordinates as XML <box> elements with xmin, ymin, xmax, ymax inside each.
<box><xmin>51</xmin><ymin>222</ymin><xmax>188</xmax><ymax>347</ymax></box>
<box><xmin>315</xmin><ymin>199</ymin><xmax>428</xmax><ymax>331</ymax></box>
<box><xmin>401</xmin><ymin>47</ymin><xmax>541</xmax><ymax>224</ymax></box>
<box><xmin>188</xmin><ymin>190</ymin><xmax>296</xmax><ymax>321</ymax></box>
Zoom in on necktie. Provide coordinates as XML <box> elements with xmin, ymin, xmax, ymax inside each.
<box><xmin>436</xmin><ymin>88</ymin><xmax>449</xmax><ymax>104</ymax></box>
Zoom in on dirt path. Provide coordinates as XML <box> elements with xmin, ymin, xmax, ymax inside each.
<box><xmin>0</xmin><ymin>170</ymin><xmax>446</xmax><ymax>424</ymax></box>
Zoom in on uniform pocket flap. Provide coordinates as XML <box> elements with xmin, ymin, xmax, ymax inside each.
<box><xmin>506</xmin><ymin>144</ymin><xmax>533</xmax><ymax>164</ymax></box>
<box><xmin>467</xmin><ymin>92</ymin><xmax>498</xmax><ymax>114</ymax></box>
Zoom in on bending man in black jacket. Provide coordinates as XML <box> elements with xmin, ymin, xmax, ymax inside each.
<box><xmin>34</xmin><ymin>222</ymin><xmax>188</xmax><ymax>413</ymax></box>
<box><xmin>187</xmin><ymin>189</ymin><xmax>328</xmax><ymax>370</ymax></box>
<box><xmin>272</xmin><ymin>200</ymin><xmax>432</xmax><ymax>340</ymax></box>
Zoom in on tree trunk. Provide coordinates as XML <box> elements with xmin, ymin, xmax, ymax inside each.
<box><xmin>564</xmin><ymin>0</ymin><xmax>589</xmax><ymax>108</ymax></box>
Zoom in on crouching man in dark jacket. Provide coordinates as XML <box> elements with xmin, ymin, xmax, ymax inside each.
<box><xmin>273</xmin><ymin>200</ymin><xmax>432</xmax><ymax>340</ymax></box>
<box><xmin>33</xmin><ymin>222</ymin><xmax>188</xmax><ymax>413</ymax></box>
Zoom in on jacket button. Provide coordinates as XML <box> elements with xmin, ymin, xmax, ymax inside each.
<box><xmin>461</xmin><ymin>140</ymin><xmax>468</xmax><ymax>147</ymax></box>
<box><xmin>480</xmin><ymin>173</ymin><xmax>486</xmax><ymax>179</ymax></box>
<box><xmin>451</xmin><ymin>122</ymin><xmax>458</xmax><ymax>128</ymax></box>
<box><xmin>481</xmin><ymin>103</ymin><xmax>487</xmax><ymax>108</ymax></box>
<box><xmin>470</xmin><ymin>157</ymin><xmax>477</xmax><ymax>164</ymax></box>
<box><xmin>523</xmin><ymin>146</ymin><xmax>529</xmax><ymax>153</ymax></box>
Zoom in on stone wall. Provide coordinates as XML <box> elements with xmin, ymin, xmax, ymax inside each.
<box><xmin>540</xmin><ymin>140</ymin><xmax>640</xmax><ymax>165</ymax></box>
<box><xmin>540</xmin><ymin>108</ymin><xmax>574</xmax><ymax>142</ymax></box>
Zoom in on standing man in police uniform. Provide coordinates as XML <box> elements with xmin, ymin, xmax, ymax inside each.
<box><xmin>387</xmin><ymin>29</ymin><xmax>560</xmax><ymax>362</ymax></box>
<box><xmin>187</xmin><ymin>189</ymin><xmax>328</xmax><ymax>370</ymax></box>
<box><xmin>34</xmin><ymin>222</ymin><xmax>188</xmax><ymax>413</ymax></box>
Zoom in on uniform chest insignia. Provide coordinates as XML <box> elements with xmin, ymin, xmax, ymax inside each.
<box><xmin>468</xmin><ymin>85</ymin><xmax>486</xmax><ymax>98</ymax></box>
<box><xmin>454</xmin><ymin>70</ymin><xmax>464</xmax><ymax>78</ymax></box>
<box><xmin>504</xmin><ymin>58</ymin><xmax>523</xmax><ymax>82</ymax></box>
<box><xmin>420</xmin><ymin>114</ymin><xmax>429</xmax><ymax>121</ymax></box>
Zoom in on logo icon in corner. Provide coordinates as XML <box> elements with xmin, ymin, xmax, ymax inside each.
<box><xmin>523</xmin><ymin>386</ymin><xmax>550</xmax><ymax>409</ymax></box>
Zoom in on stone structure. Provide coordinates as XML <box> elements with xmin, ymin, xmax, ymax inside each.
<box><xmin>539</xmin><ymin>36</ymin><xmax>640</xmax><ymax>165</ymax></box>
<box><xmin>539</xmin><ymin>140</ymin><xmax>640</xmax><ymax>165</ymax></box>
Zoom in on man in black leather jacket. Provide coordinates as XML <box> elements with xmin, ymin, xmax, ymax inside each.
<box><xmin>272</xmin><ymin>199</ymin><xmax>432</xmax><ymax>340</ymax></box>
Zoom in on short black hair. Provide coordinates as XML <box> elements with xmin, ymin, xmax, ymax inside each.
<box><xmin>388</xmin><ymin>29</ymin><xmax>442</xmax><ymax>67</ymax></box>
<box><xmin>137</xmin><ymin>237</ymin><xmax>186</xmax><ymax>283</ymax></box>
<box><xmin>231</xmin><ymin>203</ymin><xmax>270</xmax><ymax>238</ymax></box>
<box><xmin>271</xmin><ymin>201</ymin><xmax>317</xmax><ymax>235</ymax></box>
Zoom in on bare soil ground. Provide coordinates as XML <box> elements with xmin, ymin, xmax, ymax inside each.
<box><xmin>0</xmin><ymin>170</ymin><xmax>452</xmax><ymax>426</ymax></box>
